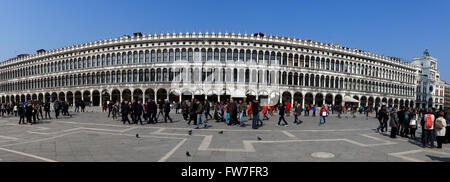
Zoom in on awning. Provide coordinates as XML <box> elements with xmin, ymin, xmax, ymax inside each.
<box><xmin>343</xmin><ymin>96</ymin><xmax>359</xmax><ymax>103</ymax></box>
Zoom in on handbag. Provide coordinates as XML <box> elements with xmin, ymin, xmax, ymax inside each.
<box><xmin>322</xmin><ymin>112</ymin><xmax>327</xmax><ymax>117</ymax></box>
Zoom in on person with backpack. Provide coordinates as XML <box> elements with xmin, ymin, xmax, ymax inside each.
<box><xmin>422</xmin><ymin>108</ymin><xmax>436</xmax><ymax>148</ymax></box>
<box><xmin>435</xmin><ymin>111</ymin><xmax>447</xmax><ymax>149</ymax></box>
<box><xmin>389</xmin><ymin>108</ymin><xmax>399</xmax><ymax>138</ymax></box>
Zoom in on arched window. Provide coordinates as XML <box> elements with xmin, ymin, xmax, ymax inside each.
<box><xmin>150</xmin><ymin>69</ymin><xmax>155</xmax><ymax>82</ymax></box>
<box><xmin>157</xmin><ymin>69</ymin><xmax>161</xmax><ymax>82</ymax></box>
<box><xmin>139</xmin><ymin>51</ymin><xmax>143</xmax><ymax>63</ymax></box>
<box><xmin>246</xmin><ymin>50</ymin><xmax>251</xmax><ymax>62</ymax></box>
<box><xmin>127</xmin><ymin>52</ymin><xmax>132</xmax><ymax>64</ymax></box>
<box><xmin>133</xmin><ymin>51</ymin><xmax>138</xmax><ymax>64</ymax></box>
<box><xmin>258</xmin><ymin>51</ymin><xmax>263</xmax><ymax>63</ymax></box>
<box><xmin>157</xmin><ymin>50</ymin><xmax>162</xmax><ymax>62</ymax></box>
<box><xmin>175</xmin><ymin>49</ymin><xmax>180</xmax><ymax>61</ymax></box>
<box><xmin>151</xmin><ymin>50</ymin><xmax>156</xmax><ymax>62</ymax></box>
<box><xmin>220</xmin><ymin>49</ymin><xmax>226</xmax><ymax>62</ymax></box>
<box><xmin>227</xmin><ymin>49</ymin><xmax>232</xmax><ymax>61</ymax></box>
<box><xmin>145</xmin><ymin>69</ymin><xmax>149</xmax><ymax>82</ymax></box>
<box><xmin>127</xmin><ymin>70</ymin><xmax>132</xmax><ymax>83</ymax></box>
<box><xmin>139</xmin><ymin>70</ymin><xmax>143</xmax><ymax>82</ymax></box>
<box><xmin>181</xmin><ymin>49</ymin><xmax>187</xmax><ymax>60</ymax></box>
<box><xmin>214</xmin><ymin>49</ymin><xmax>219</xmax><ymax>61</ymax></box>
<box><xmin>169</xmin><ymin>49</ymin><xmax>174</xmax><ymax>62</ymax></box>
<box><xmin>111</xmin><ymin>54</ymin><xmax>115</xmax><ymax>65</ymax></box>
<box><xmin>163</xmin><ymin>50</ymin><xmax>168</xmax><ymax>62</ymax></box>
<box><xmin>145</xmin><ymin>51</ymin><xmax>150</xmax><ymax>63</ymax></box>
<box><xmin>208</xmin><ymin>49</ymin><xmax>213</xmax><ymax>61</ymax></box>
<box><xmin>240</xmin><ymin>50</ymin><xmax>245</xmax><ymax>62</ymax></box>
<box><xmin>188</xmin><ymin>49</ymin><xmax>193</xmax><ymax>61</ymax></box>
<box><xmin>201</xmin><ymin>49</ymin><xmax>206</xmax><ymax>61</ymax></box>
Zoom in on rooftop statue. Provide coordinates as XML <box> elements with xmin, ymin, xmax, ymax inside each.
<box><xmin>424</xmin><ymin>49</ymin><xmax>430</xmax><ymax>56</ymax></box>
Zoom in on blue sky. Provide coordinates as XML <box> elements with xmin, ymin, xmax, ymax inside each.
<box><xmin>1</xmin><ymin>0</ymin><xmax>449</xmax><ymax>81</ymax></box>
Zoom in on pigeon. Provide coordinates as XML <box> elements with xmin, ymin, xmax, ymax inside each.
<box><xmin>186</xmin><ymin>151</ymin><xmax>191</xmax><ymax>157</ymax></box>
<box><xmin>188</xmin><ymin>130</ymin><xmax>192</xmax><ymax>135</ymax></box>
<box><xmin>218</xmin><ymin>131</ymin><xmax>223</xmax><ymax>134</ymax></box>
<box><xmin>257</xmin><ymin>136</ymin><xmax>262</xmax><ymax>141</ymax></box>
<box><xmin>136</xmin><ymin>133</ymin><xmax>140</xmax><ymax>138</ymax></box>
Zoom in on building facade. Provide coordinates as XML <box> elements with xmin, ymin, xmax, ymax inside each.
<box><xmin>411</xmin><ymin>50</ymin><xmax>445</xmax><ymax>109</ymax></box>
<box><xmin>444</xmin><ymin>81</ymin><xmax>450</xmax><ymax>110</ymax></box>
<box><xmin>0</xmin><ymin>32</ymin><xmax>417</xmax><ymax>108</ymax></box>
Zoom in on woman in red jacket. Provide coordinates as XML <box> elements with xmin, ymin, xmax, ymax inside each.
<box><xmin>320</xmin><ymin>104</ymin><xmax>329</xmax><ymax>125</ymax></box>
<box><xmin>285</xmin><ymin>101</ymin><xmax>291</xmax><ymax>117</ymax></box>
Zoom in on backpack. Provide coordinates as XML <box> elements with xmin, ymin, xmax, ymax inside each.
<box><xmin>404</xmin><ymin>112</ymin><xmax>409</xmax><ymax>121</ymax></box>
<box><xmin>425</xmin><ymin>114</ymin><xmax>433</xmax><ymax>129</ymax></box>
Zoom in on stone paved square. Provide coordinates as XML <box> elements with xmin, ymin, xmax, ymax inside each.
<box><xmin>0</xmin><ymin>111</ymin><xmax>449</xmax><ymax>162</ymax></box>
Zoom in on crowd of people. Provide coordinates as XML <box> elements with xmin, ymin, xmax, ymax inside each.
<box><xmin>0</xmin><ymin>100</ymin><xmax>82</xmax><ymax>125</ymax></box>
<box><xmin>104</xmin><ymin>98</ymin><xmax>367</xmax><ymax>129</ymax></box>
<box><xmin>376</xmin><ymin>105</ymin><xmax>450</xmax><ymax>149</ymax></box>
<box><xmin>2</xmin><ymin>98</ymin><xmax>449</xmax><ymax>149</ymax></box>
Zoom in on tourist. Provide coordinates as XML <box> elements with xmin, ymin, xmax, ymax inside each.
<box><xmin>435</xmin><ymin>112</ymin><xmax>446</xmax><ymax>149</ymax></box>
<box><xmin>277</xmin><ymin>102</ymin><xmax>288</xmax><ymax>127</ymax></box>
<box><xmin>133</xmin><ymin>100</ymin><xmax>143</xmax><ymax>125</ymax></box>
<box><xmin>409</xmin><ymin>110</ymin><xmax>418</xmax><ymax>140</ymax></box>
<box><xmin>312</xmin><ymin>105</ymin><xmax>316</xmax><ymax>117</ymax></box>
<box><xmin>44</xmin><ymin>102</ymin><xmax>51</xmax><ymax>119</ymax></box>
<box><xmin>195</xmin><ymin>100</ymin><xmax>207</xmax><ymax>129</ymax></box>
<box><xmin>187</xmin><ymin>99</ymin><xmax>197</xmax><ymax>125</ymax></box>
<box><xmin>80</xmin><ymin>101</ymin><xmax>85</xmax><ymax>112</ymax></box>
<box><xmin>422</xmin><ymin>108</ymin><xmax>435</xmax><ymax>148</ymax></box>
<box><xmin>285</xmin><ymin>100</ymin><xmax>291</xmax><ymax>117</ymax></box>
<box><xmin>156</xmin><ymin>99</ymin><xmax>164</xmax><ymax>122</ymax></box>
<box><xmin>25</xmin><ymin>102</ymin><xmax>33</xmax><ymax>124</ymax></box>
<box><xmin>238</xmin><ymin>100</ymin><xmax>247</xmax><ymax>126</ymax></box>
<box><xmin>445</xmin><ymin>112</ymin><xmax>450</xmax><ymax>144</ymax></box>
<box><xmin>336</xmin><ymin>104</ymin><xmax>342</xmax><ymax>118</ymax></box>
<box><xmin>121</xmin><ymin>101</ymin><xmax>131</xmax><ymax>124</ymax></box>
<box><xmin>252</xmin><ymin>100</ymin><xmax>261</xmax><ymax>129</ymax></box>
<box><xmin>164</xmin><ymin>99</ymin><xmax>173</xmax><ymax>123</ymax></box>
<box><xmin>204</xmin><ymin>100</ymin><xmax>213</xmax><ymax>121</ymax></box>
<box><xmin>262</xmin><ymin>103</ymin><xmax>270</xmax><ymax>121</ymax></box>
<box><xmin>319</xmin><ymin>104</ymin><xmax>329</xmax><ymax>125</ymax></box>
<box><xmin>18</xmin><ymin>104</ymin><xmax>25</xmax><ymax>124</ymax></box>
<box><xmin>13</xmin><ymin>104</ymin><xmax>18</xmax><ymax>117</ymax></box>
<box><xmin>229</xmin><ymin>99</ymin><xmax>238</xmax><ymax>125</ymax></box>
<box><xmin>294</xmin><ymin>102</ymin><xmax>302</xmax><ymax>125</ymax></box>
<box><xmin>389</xmin><ymin>108</ymin><xmax>399</xmax><ymax>138</ymax></box>
<box><xmin>54</xmin><ymin>101</ymin><xmax>60</xmax><ymax>119</ymax></box>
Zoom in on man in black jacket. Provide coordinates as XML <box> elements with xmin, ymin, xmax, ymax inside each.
<box><xmin>133</xmin><ymin>101</ymin><xmax>143</xmax><ymax>125</ymax></box>
<box><xmin>151</xmin><ymin>99</ymin><xmax>158</xmax><ymax>123</ymax></box>
<box><xmin>251</xmin><ymin>100</ymin><xmax>261</xmax><ymax>129</ymax></box>
<box><xmin>25</xmin><ymin>102</ymin><xmax>33</xmax><ymax>124</ymax></box>
<box><xmin>121</xmin><ymin>101</ymin><xmax>131</xmax><ymax>124</ymax></box>
<box><xmin>146</xmin><ymin>100</ymin><xmax>153</xmax><ymax>124</ymax></box>
<box><xmin>164</xmin><ymin>100</ymin><xmax>173</xmax><ymax>123</ymax></box>
<box><xmin>278</xmin><ymin>102</ymin><xmax>288</xmax><ymax>127</ymax></box>
<box><xmin>18</xmin><ymin>104</ymin><xmax>25</xmax><ymax>124</ymax></box>
<box><xmin>230</xmin><ymin>99</ymin><xmax>238</xmax><ymax>125</ymax></box>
